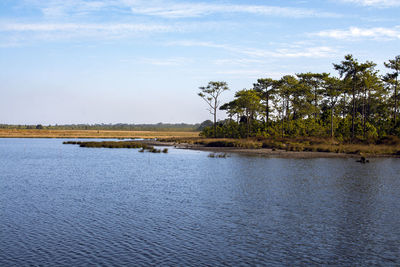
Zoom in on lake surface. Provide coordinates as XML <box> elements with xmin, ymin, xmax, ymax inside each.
<box><xmin>1</xmin><ymin>138</ymin><xmax>399</xmax><ymax>266</ymax></box>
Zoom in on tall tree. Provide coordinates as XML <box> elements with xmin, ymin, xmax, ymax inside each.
<box><xmin>360</xmin><ymin>68</ymin><xmax>381</xmax><ymax>138</ymax></box>
<box><xmin>198</xmin><ymin>81</ymin><xmax>229</xmax><ymax>138</ymax></box>
<box><xmin>333</xmin><ymin>55</ymin><xmax>374</xmax><ymax>139</ymax></box>
<box><xmin>234</xmin><ymin>89</ymin><xmax>262</xmax><ymax>137</ymax></box>
<box><xmin>253</xmin><ymin>78</ymin><xmax>276</xmax><ymax>127</ymax></box>
<box><xmin>297</xmin><ymin>72</ymin><xmax>327</xmax><ymax>119</ymax></box>
<box><xmin>322</xmin><ymin>76</ymin><xmax>343</xmax><ymax>138</ymax></box>
<box><xmin>279</xmin><ymin>75</ymin><xmax>299</xmax><ymax>121</ymax></box>
<box><xmin>384</xmin><ymin>55</ymin><xmax>400</xmax><ymax>124</ymax></box>
<box><xmin>220</xmin><ymin>99</ymin><xmax>242</xmax><ymax>123</ymax></box>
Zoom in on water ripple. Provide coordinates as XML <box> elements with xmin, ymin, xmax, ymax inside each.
<box><xmin>0</xmin><ymin>139</ymin><xmax>400</xmax><ymax>266</ymax></box>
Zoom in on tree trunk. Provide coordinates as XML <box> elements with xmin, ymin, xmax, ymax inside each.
<box><xmin>314</xmin><ymin>89</ymin><xmax>317</xmax><ymax>119</ymax></box>
<box><xmin>331</xmin><ymin>100</ymin><xmax>334</xmax><ymax>139</ymax></box>
<box><xmin>363</xmin><ymin>87</ymin><xmax>366</xmax><ymax>139</ymax></box>
<box><xmin>352</xmin><ymin>76</ymin><xmax>356</xmax><ymax>140</ymax></box>
<box><xmin>213</xmin><ymin>108</ymin><xmax>217</xmax><ymax>138</ymax></box>
<box><xmin>266</xmin><ymin>93</ymin><xmax>269</xmax><ymax>127</ymax></box>
<box><xmin>281</xmin><ymin>97</ymin><xmax>285</xmax><ymax>138</ymax></box>
<box><xmin>395</xmin><ymin>75</ymin><xmax>398</xmax><ymax>124</ymax></box>
<box><xmin>342</xmin><ymin>95</ymin><xmax>346</xmax><ymax>118</ymax></box>
<box><xmin>246</xmin><ymin>112</ymin><xmax>250</xmax><ymax>138</ymax></box>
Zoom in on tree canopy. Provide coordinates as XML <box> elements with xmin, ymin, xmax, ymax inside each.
<box><xmin>199</xmin><ymin>54</ymin><xmax>400</xmax><ymax>142</ymax></box>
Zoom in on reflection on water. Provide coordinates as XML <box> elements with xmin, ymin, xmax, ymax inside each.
<box><xmin>0</xmin><ymin>138</ymin><xmax>399</xmax><ymax>266</ymax></box>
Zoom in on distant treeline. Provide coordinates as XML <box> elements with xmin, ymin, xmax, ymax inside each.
<box><xmin>0</xmin><ymin>123</ymin><xmax>203</xmax><ymax>132</ymax></box>
<box><xmin>199</xmin><ymin>54</ymin><xmax>400</xmax><ymax>142</ymax></box>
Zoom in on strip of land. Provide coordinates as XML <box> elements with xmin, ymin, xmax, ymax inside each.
<box><xmin>0</xmin><ymin>129</ymin><xmax>200</xmax><ymax>139</ymax></box>
<box><xmin>62</xmin><ymin>138</ymin><xmax>399</xmax><ymax>158</ymax></box>
<box><xmin>2</xmin><ymin>129</ymin><xmax>399</xmax><ymax>158</ymax></box>
<box><xmin>151</xmin><ymin>138</ymin><xmax>400</xmax><ymax>158</ymax></box>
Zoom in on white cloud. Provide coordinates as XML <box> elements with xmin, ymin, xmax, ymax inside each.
<box><xmin>24</xmin><ymin>0</ymin><xmax>340</xmax><ymax>19</ymax></box>
<box><xmin>340</xmin><ymin>0</ymin><xmax>400</xmax><ymax>7</ymax></box>
<box><xmin>25</xmin><ymin>0</ymin><xmax>121</xmax><ymax>17</ymax></box>
<box><xmin>170</xmin><ymin>40</ymin><xmax>337</xmax><ymax>59</ymax></box>
<box><xmin>213</xmin><ymin>58</ymin><xmax>264</xmax><ymax>66</ymax></box>
<box><xmin>140</xmin><ymin>57</ymin><xmax>190</xmax><ymax>66</ymax></box>
<box><xmin>0</xmin><ymin>22</ymin><xmax>183</xmax><ymax>45</ymax></box>
<box><xmin>315</xmin><ymin>26</ymin><xmax>400</xmax><ymax>40</ymax></box>
<box><xmin>215</xmin><ymin>70</ymin><xmax>289</xmax><ymax>79</ymax></box>
<box><xmin>0</xmin><ymin>23</ymin><xmax>177</xmax><ymax>33</ymax></box>
<box><xmin>129</xmin><ymin>3</ymin><xmax>340</xmax><ymax>19</ymax></box>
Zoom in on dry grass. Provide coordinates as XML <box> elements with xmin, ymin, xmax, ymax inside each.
<box><xmin>157</xmin><ymin>136</ymin><xmax>400</xmax><ymax>156</ymax></box>
<box><xmin>0</xmin><ymin>129</ymin><xmax>200</xmax><ymax>139</ymax></box>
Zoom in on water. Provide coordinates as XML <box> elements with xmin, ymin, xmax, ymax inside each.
<box><xmin>1</xmin><ymin>138</ymin><xmax>399</xmax><ymax>266</ymax></box>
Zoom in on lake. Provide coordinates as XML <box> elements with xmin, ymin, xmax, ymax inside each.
<box><xmin>1</xmin><ymin>138</ymin><xmax>399</xmax><ymax>266</ymax></box>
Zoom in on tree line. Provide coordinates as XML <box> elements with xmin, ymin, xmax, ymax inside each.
<box><xmin>0</xmin><ymin>123</ymin><xmax>200</xmax><ymax>132</ymax></box>
<box><xmin>198</xmin><ymin>54</ymin><xmax>400</xmax><ymax>142</ymax></box>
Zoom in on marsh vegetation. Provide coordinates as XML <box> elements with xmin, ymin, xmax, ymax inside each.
<box><xmin>63</xmin><ymin>141</ymin><xmax>168</xmax><ymax>153</ymax></box>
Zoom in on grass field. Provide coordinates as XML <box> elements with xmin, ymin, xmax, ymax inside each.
<box><xmin>0</xmin><ymin>129</ymin><xmax>200</xmax><ymax>139</ymax></box>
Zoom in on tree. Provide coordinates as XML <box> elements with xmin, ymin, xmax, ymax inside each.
<box><xmin>220</xmin><ymin>99</ymin><xmax>242</xmax><ymax>122</ymax></box>
<box><xmin>198</xmin><ymin>81</ymin><xmax>229</xmax><ymax>137</ymax></box>
<box><xmin>384</xmin><ymin>55</ymin><xmax>400</xmax><ymax>124</ymax></box>
<box><xmin>234</xmin><ymin>89</ymin><xmax>262</xmax><ymax>137</ymax></box>
<box><xmin>322</xmin><ymin>76</ymin><xmax>343</xmax><ymax>138</ymax></box>
<box><xmin>197</xmin><ymin>120</ymin><xmax>213</xmax><ymax>131</ymax></box>
<box><xmin>253</xmin><ymin>78</ymin><xmax>276</xmax><ymax>127</ymax></box>
<box><xmin>360</xmin><ymin>68</ymin><xmax>382</xmax><ymax>139</ymax></box>
<box><xmin>297</xmin><ymin>72</ymin><xmax>327</xmax><ymax>119</ymax></box>
<box><xmin>333</xmin><ymin>55</ymin><xmax>374</xmax><ymax>139</ymax></box>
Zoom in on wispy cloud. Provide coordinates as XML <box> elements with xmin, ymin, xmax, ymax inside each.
<box><xmin>215</xmin><ymin>70</ymin><xmax>290</xmax><ymax>79</ymax></box>
<box><xmin>0</xmin><ymin>22</ymin><xmax>182</xmax><ymax>44</ymax></box>
<box><xmin>315</xmin><ymin>26</ymin><xmax>400</xmax><ymax>40</ymax></box>
<box><xmin>170</xmin><ymin>40</ymin><xmax>337</xmax><ymax>59</ymax></box>
<box><xmin>129</xmin><ymin>3</ymin><xmax>340</xmax><ymax>19</ymax></box>
<box><xmin>23</xmin><ymin>0</ymin><xmax>341</xmax><ymax>19</ymax></box>
<box><xmin>340</xmin><ymin>0</ymin><xmax>400</xmax><ymax>7</ymax></box>
<box><xmin>0</xmin><ymin>23</ymin><xmax>177</xmax><ymax>33</ymax></box>
<box><xmin>24</xmin><ymin>0</ymin><xmax>123</xmax><ymax>17</ymax></box>
<box><xmin>140</xmin><ymin>57</ymin><xmax>190</xmax><ymax>66</ymax></box>
<box><xmin>213</xmin><ymin>58</ymin><xmax>264</xmax><ymax>66</ymax></box>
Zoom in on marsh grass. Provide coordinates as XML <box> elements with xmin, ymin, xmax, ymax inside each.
<box><xmin>208</xmin><ymin>153</ymin><xmax>229</xmax><ymax>158</ymax></box>
<box><xmin>63</xmin><ymin>140</ymin><xmax>168</xmax><ymax>153</ymax></box>
<box><xmin>75</xmin><ymin>141</ymin><xmax>145</xmax><ymax>149</ymax></box>
<box><xmin>157</xmin><ymin>136</ymin><xmax>400</xmax><ymax>156</ymax></box>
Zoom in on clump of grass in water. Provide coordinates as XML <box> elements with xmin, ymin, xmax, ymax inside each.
<box><xmin>138</xmin><ymin>146</ymin><xmax>169</xmax><ymax>153</ymax></box>
<box><xmin>63</xmin><ymin>141</ymin><xmax>82</xmax><ymax>145</ymax></box>
<box><xmin>74</xmin><ymin>141</ymin><xmax>144</xmax><ymax>148</ymax></box>
<box><xmin>63</xmin><ymin>141</ymin><xmax>168</xmax><ymax>154</ymax></box>
<box><xmin>208</xmin><ymin>153</ymin><xmax>229</xmax><ymax>158</ymax></box>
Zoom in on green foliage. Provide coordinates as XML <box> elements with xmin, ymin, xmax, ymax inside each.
<box><xmin>200</xmin><ymin>55</ymin><xmax>400</xmax><ymax>142</ymax></box>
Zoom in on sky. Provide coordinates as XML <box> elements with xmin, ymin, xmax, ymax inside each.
<box><xmin>1</xmin><ymin>0</ymin><xmax>399</xmax><ymax>125</ymax></box>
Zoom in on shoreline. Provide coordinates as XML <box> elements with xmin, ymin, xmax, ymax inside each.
<box><xmin>1</xmin><ymin>134</ymin><xmax>399</xmax><ymax>159</ymax></box>
<box><xmin>140</xmin><ymin>140</ymin><xmax>398</xmax><ymax>159</ymax></box>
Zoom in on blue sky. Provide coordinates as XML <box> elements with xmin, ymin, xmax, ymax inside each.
<box><xmin>1</xmin><ymin>0</ymin><xmax>399</xmax><ymax>124</ymax></box>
